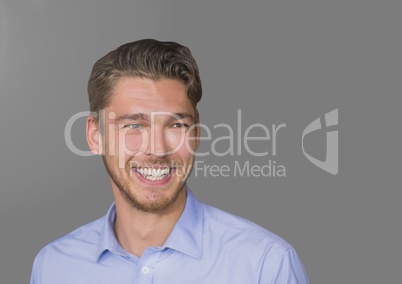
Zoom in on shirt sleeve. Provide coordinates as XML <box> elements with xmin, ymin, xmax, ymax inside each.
<box><xmin>260</xmin><ymin>246</ymin><xmax>310</xmax><ymax>284</ymax></box>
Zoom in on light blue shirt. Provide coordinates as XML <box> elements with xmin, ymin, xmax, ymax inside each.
<box><xmin>30</xmin><ymin>188</ymin><xmax>309</xmax><ymax>283</ymax></box>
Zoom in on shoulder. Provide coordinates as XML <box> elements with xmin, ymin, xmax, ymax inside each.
<box><xmin>201</xmin><ymin>203</ymin><xmax>310</xmax><ymax>283</ymax></box>
<box><xmin>30</xmin><ymin>216</ymin><xmax>108</xmax><ymax>283</ymax></box>
<box><xmin>33</xmin><ymin>216</ymin><xmax>105</xmax><ymax>266</ymax></box>
<box><xmin>202</xmin><ymin>202</ymin><xmax>292</xmax><ymax>252</ymax></box>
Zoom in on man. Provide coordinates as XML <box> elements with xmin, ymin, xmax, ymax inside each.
<box><xmin>30</xmin><ymin>39</ymin><xmax>309</xmax><ymax>283</ymax></box>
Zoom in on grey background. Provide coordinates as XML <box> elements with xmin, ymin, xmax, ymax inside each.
<box><xmin>1</xmin><ymin>0</ymin><xmax>400</xmax><ymax>283</ymax></box>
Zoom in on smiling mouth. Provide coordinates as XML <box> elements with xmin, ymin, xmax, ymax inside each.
<box><xmin>133</xmin><ymin>166</ymin><xmax>172</xmax><ymax>181</ymax></box>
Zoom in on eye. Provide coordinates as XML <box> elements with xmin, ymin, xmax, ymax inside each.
<box><xmin>124</xmin><ymin>124</ymin><xmax>143</xmax><ymax>129</ymax></box>
<box><xmin>172</xmin><ymin>123</ymin><xmax>189</xmax><ymax>128</ymax></box>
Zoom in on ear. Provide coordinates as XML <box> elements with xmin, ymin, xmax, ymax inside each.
<box><xmin>86</xmin><ymin>115</ymin><xmax>103</xmax><ymax>155</ymax></box>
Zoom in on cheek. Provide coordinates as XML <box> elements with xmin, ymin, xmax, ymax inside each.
<box><xmin>116</xmin><ymin>128</ymin><xmax>150</xmax><ymax>156</ymax></box>
<box><xmin>165</xmin><ymin>131</ymin><xmax>187</xmax><ymax>151</ymax></box>
<box><xmin>175</xmin><ymin>133</ymin><xmax>198</xmax><ymax>161</ymax></box>
<box><xmin>124</xmin><ymin>133</ymin><xmax>146</xmax><ymax>152</ymax></box>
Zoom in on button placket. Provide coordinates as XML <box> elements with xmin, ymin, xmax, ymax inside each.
<box><xmin>135</xmin><ymin>248</ymin><xmax>164</xmax><ymax>283</ymax></box>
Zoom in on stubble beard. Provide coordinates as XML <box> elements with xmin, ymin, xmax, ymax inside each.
<box><xmin>102</xmin><ymin>155</ymin><xmax>192</xmax><ymax>213</ymax></box>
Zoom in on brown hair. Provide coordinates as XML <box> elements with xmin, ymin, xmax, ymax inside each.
<box><xmin>88</xmin><ymin>39</ymin><xmax>202</xmax><ymax>120</ymax></box>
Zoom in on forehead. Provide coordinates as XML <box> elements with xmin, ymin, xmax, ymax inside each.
<box><xmin>110</xmin><ymin>77</ymin><xmax>190</xmax><ymax>106</ymax></box>
<box><xmin>104</xmin><ymin>77</ymin><xmax>197</xmax><ymax>125</ymax></box>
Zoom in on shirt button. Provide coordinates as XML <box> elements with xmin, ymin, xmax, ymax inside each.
<box><xmin>141</xmin><ymin>266</ymin><xmax>150</xmax><ymax>274</ymax></box>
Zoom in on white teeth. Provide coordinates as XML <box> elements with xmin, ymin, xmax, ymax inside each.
<box><xmin>136</xmin><ymin>167</ymin><xmax>170</xmax><ymax>181</ymax></box>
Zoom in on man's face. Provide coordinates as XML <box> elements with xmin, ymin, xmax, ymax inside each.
<box><xmin>88</xmin><ymin>77</ymin><xmax>199</xmax><ymax>213</ymax></box>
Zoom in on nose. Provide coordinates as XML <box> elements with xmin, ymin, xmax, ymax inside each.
<box><xmin>144</xmin><ymin>127</ymin><xmax>170</xmax><ymax>157</ymax></box>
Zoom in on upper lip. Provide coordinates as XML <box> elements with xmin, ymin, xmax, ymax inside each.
<box><xmin>131</xmin><ymin>164</ymin><xmax>173</xmax><ymax>169</ymax></box>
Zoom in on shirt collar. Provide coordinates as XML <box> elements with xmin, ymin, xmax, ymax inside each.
<box><xmin>96</xmin><ymin>187</ymin><xmax>204</xmax><ymax>261</ymax></box>
<box><xmin>96</xmin><ymin>201</ymin><xmax>128</xmax><ymax>261</ymax></box>
<box><xmin>162</xmin><ymin>187</ymin><xmax>203</xmax><ymax>259</ymax></box>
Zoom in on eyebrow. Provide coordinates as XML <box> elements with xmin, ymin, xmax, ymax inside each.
<box><xmin>167</xmin><ymin>113</ymin><xmax>195</xmax><ymax>124</ymax></box>
<box><xmin>115</xmin><ymin>113</ymin><xmax>150</xmax><ymax>123</ymax></box>
<box><xmin>115</xmin><ymin>112</ymin><xmax>195</xmax><ymax>123</ymax></box>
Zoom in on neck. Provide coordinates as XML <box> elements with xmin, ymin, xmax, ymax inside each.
<box><xmin>113</xmin><ymin>188</ymin><xmax>187</xmax><ymax>257</ymax></box>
